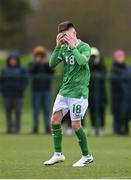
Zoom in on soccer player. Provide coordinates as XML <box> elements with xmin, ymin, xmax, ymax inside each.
<box><xmin>44</xmin><ymin>21</ymin><xmax>93</xmax><ymax>167</ymax></box>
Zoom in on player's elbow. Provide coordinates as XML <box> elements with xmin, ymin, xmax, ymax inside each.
<box><xmin>77</xmin><ymin>56</ymin><xmax>88</xmax><ymax>66</ymax></box>
<box><xmin>78</xmin><ymin>61</ymin><xmax>86</xmax><ymax>66</ymax></box>
<box><xmin>79</xmin><ymin>56</ymin><xmax>90</xmax><ymax>66</ymax></box>
<box><xmin>77</xmin><ymin>59</ymin><xmax>87</xmax><ymax>66</ymax></box>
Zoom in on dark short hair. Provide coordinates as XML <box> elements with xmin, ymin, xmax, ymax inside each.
<box><xmin>58</xmin><ymin>21</ymin><xmax>75</xmax><ymax>33</ymax></box>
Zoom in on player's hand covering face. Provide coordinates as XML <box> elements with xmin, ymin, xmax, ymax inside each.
<box><xmin>56</xmin><ymin>33</ymin><xmax>66</xmax><ymax>47</ymax></box>
<box><xmin>63</xmin><ymin>32</ymin><xmax>78</xmax><ymax>48</ymax></box>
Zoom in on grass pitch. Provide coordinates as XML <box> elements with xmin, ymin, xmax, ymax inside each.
<box><xmin>0</xmin><ymin>133</ymin><xmax>131</xmax><ymax>179</ymax></box>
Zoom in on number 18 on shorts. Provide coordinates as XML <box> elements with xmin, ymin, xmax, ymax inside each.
<box><xmin>53</xmin><ymin>94</ymin><xmax>88</xmax><ymax>121</ymax></box>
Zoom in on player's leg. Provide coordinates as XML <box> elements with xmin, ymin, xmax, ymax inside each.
<box><xmin>44</xmin><ymin>95</ymin><xmax>68</xmax><ymax>165</ymax></box>
<box><xmin>72</xmin><ymin>120</ymin><xmax>93</xmax><ymax>167</ymax></box>
<box><xmin>44</xmin><ymin>111</ymin><xmax>65</xmax><ymax>165</ymax></box>
<box><xmin>72</xmin><ymin>120</ymin><xmax>90</xmax><ymax>156</ymax></box>
<box><xmin>69</xmin><ymin>97</ymin><xmax>93</xmax><ymax>167</ymax></box>
<box><xmin>51</xmin><ymin>111</ymin><xmax>63</xmax><ymax>153</ymax></box>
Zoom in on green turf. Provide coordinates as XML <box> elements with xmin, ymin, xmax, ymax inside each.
<box><xmin>0</xmin><ymin>107</ymin><xmax>131</xmax><ymax>179</ymax></box>
<box><xmin>0</xmin><ymin>133</ymin><xmax>131</xmax><ymax>179</ymax></box>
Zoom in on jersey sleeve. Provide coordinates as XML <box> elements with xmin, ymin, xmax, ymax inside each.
<box><xmin>71</xmin><ymin>44</ymin><xmax>91</xmax><ymax>66</ymax></box>
<box><xmin>49</xmin><ymin>46</ymin><xmax>63</xmax><ymax>68</ymax></box>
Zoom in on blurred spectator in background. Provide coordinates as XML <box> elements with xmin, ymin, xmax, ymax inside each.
<box><xmin>89</xmin><ymin>47</ymin><xmax>107</xmax><ymax>136</ymax></box>
<box><xmin>0</xmin><ymin>51</ymin><xmax>28</xmax><ymax>133</ymax></box>
<box><xmin>120</xmin><ymin>65</ymin><xmax>131</xmax><ymax>135</ymax></box>
<box><xmin>28</xmin><ymin>46</ymin><xmax>53</xmax><ymax>134</ymax></box>
<box><xmin>123</xmin><ymin>65</ymin><xmax>131</xmax><ymax>134</ymax></box>
<box><xmin>111</xmin><ymin>50</ymin><xmax>128</xmax><ymax>135</ymax></box>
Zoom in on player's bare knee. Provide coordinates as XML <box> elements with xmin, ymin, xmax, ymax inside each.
<box><xmin>51</xmin><ymin>111</ymin><xmax>63</xmax><ymax>124</ymax></box>
<box><xmin>72</xmin><ymin>121</ymin><xmax>81</xmax><ymax>131</ymax></box>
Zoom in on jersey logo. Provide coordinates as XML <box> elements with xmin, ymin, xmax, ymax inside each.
<box><xmin>65</xmin><ymin>55</ymin><xmax>75</xmax><ymax>65</ymax></box>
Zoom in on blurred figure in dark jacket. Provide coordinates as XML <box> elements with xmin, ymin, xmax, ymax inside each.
<box><xmin>111</xmin><ymin>50</ymin><xmax>128</xmax><ymax>135</ymax></box>
<box><xmin>120</xmin><ymin>65</ymin><xmax>131</xmax><ymax>135</ymax></box>
<box><xmin>89</xmin><ymin>47</ymin><xmax>107</xmax><ymax>136</ymax></box>
<box><xmin>29</xmin><ymin>46</ymin><xmax>53</xmax><ymax>134</ymax></box>
<box><xmin>123</xmin><ymin>65</ymin><xmax>131</xmax><ymax>134</ymax></box>
<box><xmin>0</xmin><ymin>51</ymin><xmax>28</xmax><ymax>133</ymax></box>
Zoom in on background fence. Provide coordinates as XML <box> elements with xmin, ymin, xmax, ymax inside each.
<box><xmin>0</xmin><ymin>74</ymin><xmax>130</xmax><ymax>135</ymax></box>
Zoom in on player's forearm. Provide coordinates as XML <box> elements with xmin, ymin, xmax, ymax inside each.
<box><xmin>71</xmin><ymin>47</ymin><xmax>90</xmax><ymax>66</ymax></box>
<box><xmin>49</xmin><ymin>46</ymin><xmax>61</xmax><ymax>68</ymax></box>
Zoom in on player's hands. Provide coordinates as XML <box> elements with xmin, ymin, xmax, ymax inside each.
<box><xmin>63</xmin><ymin>33</ymin><xmax>78</xmax><ymax>48</ymax></box>
<box><xmin>56</xmin><ymin>33</ymin><xmax>64</xmax><ymax>47</ymax></box>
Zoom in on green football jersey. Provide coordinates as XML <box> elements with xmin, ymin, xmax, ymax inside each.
<box><xmin>49</xmin><ymin>40</ymin><xmax>91</xmax><ymax>99</ymax></box>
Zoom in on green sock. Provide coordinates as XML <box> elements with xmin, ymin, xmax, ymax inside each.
<box><xmin>75</xmin><ymin>127</ymin><xmax>89</xmax><ymax>156</ymax></box>
<box><xmin>51</xmin><ymin>124</ymin><xmax>62</xmax><ymax>152</ymax></box>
